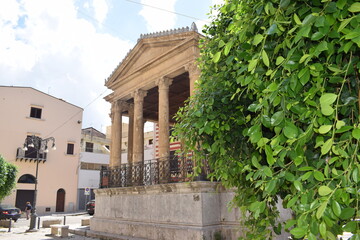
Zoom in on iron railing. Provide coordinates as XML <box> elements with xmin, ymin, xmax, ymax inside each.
<box><xmin>100</xmin><ymin>155</ymin><xmax>209</xmax><ymax>188</ymax></box>
<box><xmin>16</xmin><ymin>147</ymin><xmax>47</xmax><ymax>162</ymax></box>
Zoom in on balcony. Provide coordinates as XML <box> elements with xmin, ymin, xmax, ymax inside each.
<box><xmin>16</xmin><ymin>147</ymin><xmax>47</xmax><ymax>162</ymax></box>
<box><xmin>100</xmin><ymin>155</ymin><xmax>210</xmax><ymax>188</ymax></box>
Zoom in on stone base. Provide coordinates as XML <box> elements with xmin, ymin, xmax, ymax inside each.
<box><xmin>91</xmin><ymin>182</ymin><xmax>244</xmax><ymax>240</ymax></box>
<box><xmin>91</xmin><ymin>217</ymin><xmax>241</xmax><ymax>240</ymax></box>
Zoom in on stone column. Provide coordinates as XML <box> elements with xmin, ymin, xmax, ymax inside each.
<box><xmin>132</xmin><ymin>89</ymin><xmax>147</xmax><ymax>164</ymax></box>
<box><xmin>185</xmin><ymin>62</ymin><xmax>201</xmax><ymax>96</ymax></box>
<box><xmin>127</xmin><ymin>104</ymin><xmax>134</xmax><ymax>164</ymax></box>
<box><xmin>156</xmin><ymin>77</ymin><xmax>173</xmax><ymax>160</ymax></box>
<box><xmin>109</xmin><ymin>100</ymin><xmax>123</xmax><ymax>167</ymax></box>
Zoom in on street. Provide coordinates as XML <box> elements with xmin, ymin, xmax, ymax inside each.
<box><xmin>0</xmin><ymin>213</ymin><xmax>99</xmax><ymax>240</ymax></box>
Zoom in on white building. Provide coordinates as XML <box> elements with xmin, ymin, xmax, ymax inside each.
<box><xmin>0</xmin><ymin>86</ymin><xmax>83</xmax><ymax>214</ymax></box>
<box><xmin>78</xmin><ymin>127</ymin><xmax>110</xmax><ymax>210</ymax></box>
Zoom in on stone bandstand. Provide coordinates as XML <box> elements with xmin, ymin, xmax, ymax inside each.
<box><xmin>90</xmin><ymin>24</ymin><xmax>246</xmax><ymax>240</ymax></box>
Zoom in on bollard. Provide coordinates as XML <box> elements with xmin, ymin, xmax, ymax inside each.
<box><xmin>8</xmin><ymin>219</ymin><xmax>11</xmax><ymax>232</ymax></box>
<box><xmin>63</xmin><ymin>216</ymin><xmax>66</xmax><ymax>225</ymax></box>
<box><xmin>37</xmin><ymin>217</ymin><xmax>40</xmax><ymax>229</ymax></box>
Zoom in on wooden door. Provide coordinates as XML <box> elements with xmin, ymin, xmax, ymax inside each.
<box><xmin>56</xmin><ymin>189</ymin><xmax>65</xmax><ymax>212</ymax></box>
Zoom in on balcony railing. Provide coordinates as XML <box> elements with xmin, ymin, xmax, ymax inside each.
<box><xmin>16</xmin><ymin>147</ymin><xmax>47</xmax><ymax>162</ymax></box>
<box><xmin>100</xmin><ymin>155</ymin><xmax>210</xmax><ymax>188</ymax></box>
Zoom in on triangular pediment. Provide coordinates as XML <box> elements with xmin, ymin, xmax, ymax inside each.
<box><xmin>106</xmin><ymin>29</ymin><xmax>200</xmax><ymax>88</ymax></box>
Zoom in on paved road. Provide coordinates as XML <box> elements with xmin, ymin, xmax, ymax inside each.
<box><xmin>0</xmin><ymin>213</ymin><xmax>100</xmax><ymax>240</ymax></box>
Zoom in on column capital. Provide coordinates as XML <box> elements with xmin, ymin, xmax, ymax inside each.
<box><xmin>156</xmin><ymin>77</ymin><xmax>173</xmax><ymax>90</ymax></box>
<box><xmin>131</xmin><ymin>89</ymin><xmax>147</xmax><ymax>101</ymax></box>
<box><xmin>185</xmin><ymin>62</ymin><xmax>200</xmax><ymax>76</ymax></box>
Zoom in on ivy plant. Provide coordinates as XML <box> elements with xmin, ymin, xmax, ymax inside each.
<box><xmin>0</xmin><ymin>155</ymin><xmax>17</xmax><ymax>201</ymax></box>
<box><xmin>174</xmin><ymin>0</ymin><xmax>360</xmax><ymax>239</ymax></box>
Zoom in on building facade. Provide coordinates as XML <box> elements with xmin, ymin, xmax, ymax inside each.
<box><xmin>0</xmin><ymin>86</ymin><xmax>83</xmax><ymax>214</ymax></box>
<box><xmin>78</xmin><ymin>127</ymin><xmax>110</xmax><ymax>209</ymax></box>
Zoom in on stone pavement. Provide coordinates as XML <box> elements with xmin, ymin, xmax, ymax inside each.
<box><xmin>0</xmin><ymin>213</ymin><xmax>100</xmax><ymax>240</ymax></box>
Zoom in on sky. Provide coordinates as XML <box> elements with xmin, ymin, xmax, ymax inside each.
<box><xmin>0</xmin><ymin>0</ymin><xmax>222</xmax><ymax>134</ymax></box>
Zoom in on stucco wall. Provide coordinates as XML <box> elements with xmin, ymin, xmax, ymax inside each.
<box><xmin>0</xmin><ymin>86</ymin><xmax>83</xmax><ymax>214</ymax></box>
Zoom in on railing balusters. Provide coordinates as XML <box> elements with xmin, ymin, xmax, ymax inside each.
<box><xmin>100</xmin><ymin>155</ymin><xmax>209</xmax><ymax>188</ymax></box>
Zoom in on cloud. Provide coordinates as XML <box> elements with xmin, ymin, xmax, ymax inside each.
<box><xmin>0</xmin><ymin>0</ymin><xmax>133</xmax><ymax>133</ymax></box>
<box><xmin>139</xmin><ymin>0</ymin><xmax>177</xmax><ymax>32</ymax></box>
<box><xmin>92</xmin><ymin>0</ymin><xmax>109</xmax><ymax>25</ymax></box>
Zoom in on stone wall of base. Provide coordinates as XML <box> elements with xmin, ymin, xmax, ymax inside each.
<box><xmin>91</xmin><ymin>182</ymin><xmax>243</xmax><ymax>240</ymax></box>
<box><xmin>91</xmin><ymin>217</ymin><xmax>241</xmax><ymax>240</ymax></box>
<box><xmin>91</xmin><ymin>181</ymin><xmax>291</xmax><ymax>240</ymax></box>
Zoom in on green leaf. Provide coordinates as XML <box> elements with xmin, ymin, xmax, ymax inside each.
<box><xmin>265</xmin><ymin>179</ymin><xmax>277</xmax><ymax>193</ymax></box>
<box><xmin>251</xmin><ymin>156</ymin><xmax>262</xmax><ymax>169</ymax></box>
<box><xmin>319</xmin><ymin>125</ymin><xmax>332</xmax><ymax>134</ymax></box>
<box><xmin>335</xmin><ymin>120</ymin><xmax>345</xmax><ymax>129</ymax></box>
<box><xmin>301</xmin><ymin>171</ymin><xmax>312</xmax><ymax>181</ymax></box>
<box><xmin>213</xmin><ymin>51</ymin><xmax>221</xmax><ymax>63</ymax></box>
<box><xmin>340</xmin><ymin>208</ymin><xmax>355</xmax><ymax>220</ymax></box>
<box><xmin>270</xmin><ymin>111</ymin><xmax>284</xmax><ymax>126</ymax></box>
<box><xmin>253</xmin><ymin>34</ymin><xmax>263</xmax><ymax>45</ymax></box>
<box><xmin>276</xmin><ymin>56</ymin><xmax>285</xmax><ymax>65</ymax></box>
<box><xmin>321</xmin><ymin>138</ymin><xmax>333</xmax><ymax>155</ymax></box>
<box><xmin>248</xmin><ymin>59</ymin><xmax>258</xmax><ymax>72</ymax></box>
<box><xmin>265</xmin><ymin>145</ymin><xmax>275</xmax><ymax>166</ymax></box>
<box><xmin>320</xmin><ymin>93</ymin><xmax>337</xmax><ymax>105</ymax></box>
<box><xmin>262</xmin><ymin>50</ymin><xmax>270</xmax><ymax>67</ymax></box>
<box><xmin>336</xmin><ymin>0</ymin><xmax>346</xmax><ymax>9</ymax></box>
<box><xmin>299</xmin><ymin>54</ymin><xmax>310</xmax><ymax>64</ymax></box>
<box><xmin>338</xmin><ymin>17</ymin><xmax>354</xmax><ymax>32</ymax></box>
<box><xmin>249</xmin><ymin>201</ymin><xmax>261</xmax><ymax>212</ymax></box>
<box><xmin>319</xmin><ymin>222</ymin><xmax>327</xmax><ymax>239</ymax></box>
<box><xmin>314</xmin><ymin>171</ymin><xmax>325</xmax><ymax>181</ymax></box>
<box><xmin>293</xmin><ymin>13</ymin><xmax>302</xmax><ymax>25</ymax></box>
<box><xmin>318</xmin><ymin>186</ymin><xmax>332</xmax><ymax>196</ymax></box>
<box><xmin>294</xmin><ymin>180</ymin><xmax>302</xmax><ymax>191</ymax></box>
<box><xmin>224</xmin><ymin>41</ymin><xmax>234</xmax><ymax>56</ymax></box>
<box><xmin>331</xmin><ymin>200</ymin><xmax>341</xmax><ymax>217</ymax></box>
<box><xmin>298</xmin><ymin>67</ymin><xmax>310</xmax><ymax>85</ymax></box>
<box><xmin>343</xmin><ymin>221</ymin><xmax>357</xmax><ymax>232</ymax></box>
<box><xmin>290</xmin><ymin>227</ymin><xmax>307</xmax><ymax>238</ymax></box>
<box><xmin>287</xmin><ymin>195</ymin><xmax>299</xmax><ymax>208</ymax></box>
<box><xmin>267</xmin><ymin>23</ymin><xmax>278</xmax><ymax>35</ymax></box>
<box><xmin>283</xmin><ymin>121</ymin><xmax>299</xmax><ymax>139</ymax></box>
<box><xmin>321</xmin><ymin>104</ymin><xmax>334</xmax><ymax>116</ymax></box>
<box><xmin>316</xmin><ymin>200</ymin><xmax>328</xmax><ymax>219</ymax></box>
<box><xmin>348</xmin><ymin>2</ymin><xmax>360</xmax><ymax>12</ymax></box>
<box><xmin>352</xmin><ymin>128</ymin><xmax>360</xmax><ymax>140</ymax></box>
<box><xmin>263</xmin><ymin>166</ymin><xmax>273</xmax><ymax>177</ymax></box>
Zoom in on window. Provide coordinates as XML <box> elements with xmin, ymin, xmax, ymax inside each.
<box><xmin>30</xmin><ymin>107</ymin><xmax>42</xmax><ymax>119</ymax></box>
<box><xmin>67</xmin><ymin>143</ymin><xmax>74</xmax><ymax>155</ymax></box>
<box><xmin>85</xmin><ymin>142</ymin><xmax>93</xmax><ymax>152</ymax></box>
<box><xmin>17</xmin><ymin>174</ymin><xmax>36</xmax><ymax>184</ymax></box>
<box><xmin>149</xmin><ymin>139</ymin><xmax>153</xmax><ymax>145</ymax></box>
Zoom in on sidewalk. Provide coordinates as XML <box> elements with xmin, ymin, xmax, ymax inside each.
<box><xmin>0</xmin><ymin>213</ymin><xmax>100</xmax><ymax>240</ymax></box>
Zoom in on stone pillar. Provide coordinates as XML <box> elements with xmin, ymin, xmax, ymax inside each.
<box><xmin>156</xmin><ymin>77</ymin><xmax>173</xmax><ymax>160</ymax></box>
<box><xmin>127</xmin><ymin>104</ymin><xmax>134</xmax><ymax>164</ymax></box>
<box><xmin>109</xmin><ymin>100</ymin><xmax>123</xmax><ymax>167</ymax></box>
<box><xmin>185</xmin><ymin>62</ymin><xmax>201</xmax><ymax>96</ymax></box>
<box><xmin>132</xmin><ymin>89</ymin><xmax>147</xmax><ymax>164</ymax></box>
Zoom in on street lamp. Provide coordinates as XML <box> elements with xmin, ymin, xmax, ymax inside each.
<box><xmin>22</xmin><ymin>135</ymin><xmax>56</xmax><ymax>231</ymax></box>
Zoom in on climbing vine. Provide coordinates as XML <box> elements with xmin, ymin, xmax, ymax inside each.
<box><xmin>0</xmin><ymin>155</ymin><xmax>17</xmax><ymax>201</ymax></box>
<box><xmin>174</xmin><ymin>0</ymin><xmax>360</xmax><ymax>239</ymax></box>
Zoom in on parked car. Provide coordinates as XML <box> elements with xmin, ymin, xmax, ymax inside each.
<box><xmin>0</xmin><ymin>204</ymin><xmax>21</xmax><ymax>222</ymax></box>
<box><xmin>86</xmin><ymin>200</ymin><xmax>95</xmax><ymax>215</ymax></box>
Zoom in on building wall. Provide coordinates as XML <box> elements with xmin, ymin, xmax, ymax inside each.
<box><xmin>0</xmin><ymin>86</ymin><xmax>83</xmax><ymax>214</ymax></box>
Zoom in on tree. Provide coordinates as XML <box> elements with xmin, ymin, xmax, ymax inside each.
<box><xmin>174</xmin><ymin>0</ymin><xmax>360</xmax><ymax>239</ymax></box>
<box><xmin>0</xmin><ymin>155</ymin><xmax>17</xmax><ymax>201</ymax></box>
